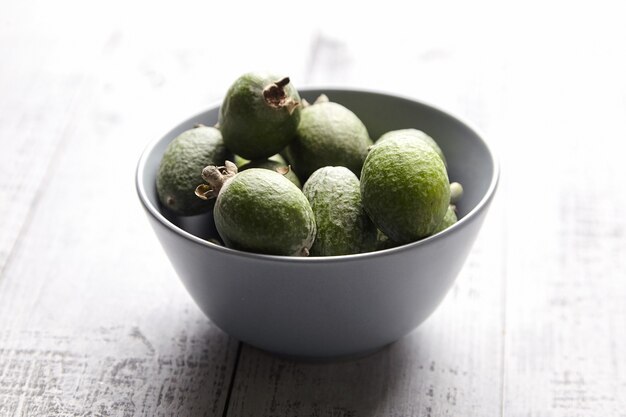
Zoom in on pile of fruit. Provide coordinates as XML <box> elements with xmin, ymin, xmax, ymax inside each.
<box><xmin>156</xmin><ymin>72</ymin><xmax>463</xmax><ymax>257</ymax></box>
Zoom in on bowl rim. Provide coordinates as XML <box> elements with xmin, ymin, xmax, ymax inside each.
<box><xmin>136</xmin><ymin>87</ymin><xmax>500</xmax><ymax>264</ymax></box>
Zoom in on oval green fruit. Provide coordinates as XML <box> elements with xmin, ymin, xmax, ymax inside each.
<box><xmin>377</xmin><ymin>128</ymin><xmax>447</xmax><ymax>166</ymax></box>
<box><xmin>283</xmin><ymin>101</ymin><xmax>373</xmax><ymax>180</ymax></box>
<box><xmin>218</xmin><ymin>72</ymin><xmax>301</xmax><ymax>160</ymax></box>
<box><xmin>156</xmin><ymin>125</ymin><xmax>232</xmax><ymax>215</ymax></box>
<box><xmin>239</xmin><ymin>159</ymin><xmax>301</xmax><ymax>188</ymax></box>
<box><xmin>360</xmin><ymin>136</ymin><xmax>450</xmax><ymax>244</ymax></box>
<box><xmin>214</xmin><ymin>168</ymin><xmax>316</xmax><ymax>256</ymax></box>
<box><xmin>302</xmin><ymin>166</ymin><xmax>377</xmax><ymax>256</ymax></box>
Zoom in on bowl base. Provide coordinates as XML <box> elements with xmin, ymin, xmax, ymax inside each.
<box><xmin>249</xmin><ymin>340</ymin><xmax>396</xmax><ymax>363</ymax></box>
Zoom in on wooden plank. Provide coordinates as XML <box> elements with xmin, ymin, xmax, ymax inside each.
<box><xmin>0</xmin><ymin>12</ymin><xmax>94</xmax><ymax>270</ymax></box>
<box><xmin>493</xmin><ymin>7</ymin><xmax>626</xmax><ymax>414</ymax></box>
<box><xmin>0</xmin><ymin>94</ymin><xmax>240</xmax><ymax>416</ymax></box>
<box><xmin>0</xmin><ymin>59</ymin><xmax>241</xmax><ymax>417</ymax></box>
<box><xmin>0</xmin><ymin>325</ymin><xmax>239</xmax><ymax>416</ymax></box>
<box><xmin>0</xmin><ymin>3</ymin><xmax>244</xmax><ymax>415</ymax></box>
<box><xmin>501</xmin><ymin>38</ymin><xmax>626</xmax><ymax>415</ymax></box>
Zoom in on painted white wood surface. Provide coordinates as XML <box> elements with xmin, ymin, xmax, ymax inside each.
<box><xmin>1</xmin><ymin>0</ymin><xmax>625</xmax><ymax>416</ymax></box>
<box><xmin>0</xmin><ymin>2</ymin><xmax>243</xmax><ymax>415</ymax></box>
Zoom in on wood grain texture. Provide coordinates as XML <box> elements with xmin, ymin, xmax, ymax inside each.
<box><xmin>0</xmin><ymin>1</ymin><xmax>257</xmax><ymax>415</ymax></box>
<box><xmin>0</xmin><ymin>326</ymin><xmax>239</xmax><ymax>416</ymax></box>
<box><xmin>484</xmin><ymin>5</ymin><xmax>626</xmax><ymax>415</ymax></box>
<box><xmin>0</xmin><ymin>45</ymin><xmax>240</xmax><ymax>414</ymax></box>
<box><xmin>0</xmin><ymin>3</ymin><xmax>95</xmax><ymax>271</ymax></box>
<box><xmin>2</xmin><ymin>0</ymin><xmax>626</xmax><ymax>416</ymax></box>
<box><xmin>500</xmin><ymin>9</ymin><xmax>626</xmax><ymax>413</ymax></box>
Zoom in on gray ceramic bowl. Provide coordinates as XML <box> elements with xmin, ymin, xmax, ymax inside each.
<box><xmin>136</xmin><ymin>88</ymin><xmax>499</xmax><ymax>359</ymax></box>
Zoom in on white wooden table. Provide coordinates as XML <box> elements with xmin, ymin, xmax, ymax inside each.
<box><xmin>1</xmin><ymin>0</ymin><xmax>625</xmax><ymax>415</ymax></box>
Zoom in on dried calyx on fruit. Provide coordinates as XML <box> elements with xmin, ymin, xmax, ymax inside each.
<box><xmin>194</xmin><ymin>161</ymin><xmax>316</xmax><ymax>257</ymax></box>
<box><xmin>218</xmin><ymin>72</ymin><xmax>302</xmax><ymax>160</ymax></box>
<box><xmin>195</xmin><ymin>160</ymin><xmax>238</xmax><ymax>200</ymax></box>
<box><xmin>262</xmin><ymin>77</ymin><xmax>299</xmax><ymax>114</ymax></box>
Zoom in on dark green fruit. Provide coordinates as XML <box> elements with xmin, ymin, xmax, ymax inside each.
<box><xmin>196</xmin><ymin>163</ymin><xmax>315</xmax><ymax>256</ymax></box>
<box><xmin>283</xmin><ymin>101</ymin><xmax>373</xmax><ymax>180</ymax></box>
<box><xmin>302</xmin><ymin>166</ymin><xmax>377</xmax><ymax>256</ymax></box>
<box><xmin>156</xmin><ymin>125</ymin><xmax>231</xmax><ymax>216</ymax></box>
<box><xmin>239</xmin><ymin>159</ymin><xmax>301</xmax><ymax>188</ymax></box>
<box><xmin>377</xmin><ymin>129</ymin><xmax>446</xmax><ymax>166</ymax></box>
<box><xmin>218</xmin><ymin>72</ymin><xmax>301</xmax><ymax>160</ymax></box>
<box><xmin>360</xmin><ymin>136</ymin><xmax>450</xmax><ymax>244</ymax></box>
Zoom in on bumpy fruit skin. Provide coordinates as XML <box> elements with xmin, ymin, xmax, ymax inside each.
<box><xmin>283</xmin><ymin>102</ymin><xmax>373</xmax><ymax>181</ymax></box>
<box><xmin>303</xmin><ymin>166</ymin><xmax>377</xmax><ymax>256</ymax></box>
<box><xmin>156</xmin><ymin>126</ymin><xmax>231</xmax><ymax>216</ymax></box>
<box><xmin>360</xmin><ymin>137</ymin><xmax>450</xmax><ymax>244</ymax></box>
<box><xmin>239</xmin><ymin>159</ymin><xmax>301</xmax><ymax>188</ymax></box>
<box><xmin>377</xmin><ymin>128</ymin><xmax>447</xmax><ymax>166</ymax></box>
<box><xmin>214</xmin><ymin>169</ymin><xmax>316</xmax><ymax>256</ymax></box>
<box><xmin>218</xmin><ymin>72</ymin><xmax>301</xmax><ymax>160</ymax></box>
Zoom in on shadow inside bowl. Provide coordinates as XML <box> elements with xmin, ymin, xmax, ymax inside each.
<box><xmin>159</xmin><ymin>203</ymin><xmax>223</xmax><ymax>245</ymax></box>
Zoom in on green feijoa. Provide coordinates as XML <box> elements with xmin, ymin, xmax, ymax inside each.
<box><xmin>283</xmin><ymin>101</ymin><xmax>373</xmax><ymax>181</ymax></box>
<box><xmin>302</xmin><ymin>166</ymin><xmax>377</xmax><ymax>256</ymax></box>
<box><xmin>239</xmin><ymin>159</ymin><xmax>301</xmax><ymax>188</ymax></box>
<box><xmin>360</xmin><ymin>136</ymin><xmax>450</xmax><ymax>244</ymax></box>
<box><xmin>432</xmin><ymin>205</ymin><xmax>458</xmax><ymax>234</ymax></box>
<box><xmin>377</xmin><ymin>128</ymin><xmax>447</xmax><ymax>166</ymax></box>
<box><xmin>156</xmin><ymin>125</ymin><xmax>231</xmax><ymax>216</ymax></box>
<box><xmin>218</xmin><ymin>72</ymin><xmax>301</xmax><ymax>160</ymax></box>
<box><xmin>196</xmin><ymin>164</ymin><xmax>315</xmax><ymax>256</ymax></box>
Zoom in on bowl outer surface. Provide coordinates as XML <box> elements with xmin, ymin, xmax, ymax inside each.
<box><xmin>136</xmin><ymin>89</ymin><xmax>499</xmax><ymax>358</ymax></box>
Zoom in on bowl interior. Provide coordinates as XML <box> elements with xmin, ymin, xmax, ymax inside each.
<box><xmin>139</xmin><ymin>88</ymin><xmax>497</xmax><ymax>247</ymax></box>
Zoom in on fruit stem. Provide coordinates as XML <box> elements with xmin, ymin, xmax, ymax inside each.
<box><xmin>275</xmin><ymin>77</ymin><xmax>290</xmax><ymax>88</ymax></box>
<box><xmin>195</xmin><ymin>161</ymin><xmax>238</xmax><ymax>200</ymax></box>
<box><xmin>263</xmin><ymin>76</ymin><xmax>300</xmax><ymax>114</ymax></box>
